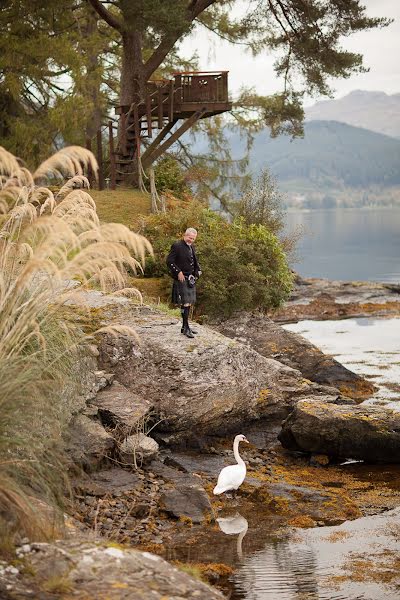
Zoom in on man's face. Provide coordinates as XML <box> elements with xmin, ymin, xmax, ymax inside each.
<box><xmin>184</xmin><ymin>231</ymin><xmax>197</xmax><ymax>245</ymax></box>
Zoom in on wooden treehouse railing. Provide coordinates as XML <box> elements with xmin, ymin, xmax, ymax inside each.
<box><xmin>88</xmin><ymin>71</ymin><xmax>231</xmax><ymax>189</ymax></box>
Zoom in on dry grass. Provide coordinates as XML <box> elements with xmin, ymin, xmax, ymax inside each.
<box><xmin>0</xmin><ymin>146</ymin><xmax>153</xmax><ymax>550</ymax></box>
<box><xmin>90</xmin><ymin>189</ymin><xmax>152</xmax><ymax>228</ymax></box>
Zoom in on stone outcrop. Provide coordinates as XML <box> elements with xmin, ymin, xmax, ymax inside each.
<box><xmin>0</xmin><ymin>540</ymin><xmax>224</xmax><ymax>599</ymax></box>
<box><xmin>271</xmin><ymin>276</ymin><xmax>400</xmax><ymax>323</ymax></box>
<box><xmin>70</xmin><ymin>294</ymin><xmax>338</xmax><ymax>445</ymax></box>
<box><xmin>278</xmin><ymin>399</ymin><xmax>400</xmax><ymax>462</ymax></box>
<box><xmin>250</xmin><ymin>481</ymin><xmax>361</xmax><ymax>525</ymax></box>
<box><xmin>213</xmin><ymin>312</ymin><xmax>374</xmax><ymax>400</ymax></box>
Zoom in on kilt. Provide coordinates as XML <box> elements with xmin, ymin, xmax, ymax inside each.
<box><xmin>172</xmin><ymin>279</ymin><xmax>196</xmax><ymax>305</ymax></box>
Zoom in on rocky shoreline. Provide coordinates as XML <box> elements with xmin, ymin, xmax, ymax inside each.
<box><xmin>2</xmin><ymin>279</ymin><xmax>400</xmax><ymax>599</ymax></box>
<box><xmin>271</xmin><ymin>275</ymin><xmax>400</xmax><ymax>322</ymax></box>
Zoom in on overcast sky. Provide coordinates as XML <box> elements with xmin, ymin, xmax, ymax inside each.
<box><xmin>181</xmin><ymin>0</ymin><xmax>400</xmax><ymax>105</ymax></box>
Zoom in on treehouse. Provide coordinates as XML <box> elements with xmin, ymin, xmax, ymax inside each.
<box><xmin>112</xmin><ymin>71</ymin><xmax>232</xmax><ymax>186</ymax></box>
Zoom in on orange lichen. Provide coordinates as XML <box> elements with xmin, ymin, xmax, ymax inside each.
<box><xmin>327</xmin><ymin>552</ymin><xmax>400</xmax><ymax>588</ymax></box>
<box><xmin>288</xmin><ymin>515</ymin><xmax>317</xmax><ymax>528</ymax></box>
<box><xmin>257</xmin><ymin>388</ymin><xmax>270</xmax><ymax>403</ymax></box>
<box><xmin>325</xmin><ymin>530</ymin><xmax>351</xmax><ymax>543</ymax></box>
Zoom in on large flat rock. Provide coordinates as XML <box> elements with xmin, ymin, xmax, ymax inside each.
<box><xmin>278</xmin><ymin>399</ymin><xmax>400</xmax><ymax>462</ymax></box>
<box><xmin>0</xmin><ymin>540</ymin><xmax>224</xmax><ymax>599</ymax></box>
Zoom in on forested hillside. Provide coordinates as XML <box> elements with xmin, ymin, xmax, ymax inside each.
<box><xmin>248</xmin><ymin>120</ymin><xmax>400</xmax><ymax>187</ymax></box>
<box><xmin>212</xmin><ymin>120</ymin><xmax>400</xmax><ymax>208</ymax></box>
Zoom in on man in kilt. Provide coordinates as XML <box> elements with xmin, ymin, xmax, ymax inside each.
<box><xmin>166</xmin><ymin>228</ymin><xmax>201</xmax><ymax>338</ymax></box>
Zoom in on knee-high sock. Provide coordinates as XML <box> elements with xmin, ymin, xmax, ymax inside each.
<box><xmin>182</xmin><ymin>305</ymin><xmax>190</xmax><ymax>329</ymax></box>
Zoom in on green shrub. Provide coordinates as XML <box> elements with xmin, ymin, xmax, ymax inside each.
<box><xmin>141</xmin><ymin>199</ymin><xmax>293</xmax><ymax>318</ymax></box>
<box><xmin>153</xmin><ymin>156</ymin><xmax>190</xmax><ymax>197</ymax></box>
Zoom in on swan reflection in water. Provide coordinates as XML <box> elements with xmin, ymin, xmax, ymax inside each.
<box><xmin>217</xmin><ymin>514</ymin><xmax>249</xmax><ymax>559</ymax></box>
<box><xmin>235</xmin><ymin>539</ymin><xmax>321</xmax><ymax>600</ymax></box>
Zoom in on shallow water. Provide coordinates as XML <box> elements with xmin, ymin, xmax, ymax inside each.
<box><xmin>166</xmin><ymin>503</ymin><xmax>400</xmax><ymax>600</ymax></box>
<box><xmin>232</xmin><ymin>508</ymin><xmax>400</xmax><ymax>600</ymax></box>
<box><xmin>283</xmin><ymin>317</ymin><xmax>400</xmax><ymax>408</ymax></box>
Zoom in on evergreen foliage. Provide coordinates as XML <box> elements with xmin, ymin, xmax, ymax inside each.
<box><xmin>141</xmin><ymin>199</ymin><xmax>293</xmax><ymax>318</ymax></box>
<box><xmin>0</xmin><ymin>0</ymin><xmax>392</xmax><ymax>200</ymax></box>
<box><xmin>153</xmin><ymin>156</ymin><xmax>191</xmax><ymax>197</ymax></box>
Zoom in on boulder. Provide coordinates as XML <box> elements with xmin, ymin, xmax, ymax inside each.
<box><xmin>250</xmin><ymin>481</ymin><xmax>361</xmax><ymax>525</ymax></box>
<box><xmin>93</xmin><ymin>302</ymin><xmax>339</xmax><ymax>443</ymax></box>
<box><xmin>64</xmin><ymin>414</ymin><xmax>114</xmax><ymax>469</ymax></box>
<box><xmin>119</xmin><ymin>433</ymin><xmax>159</xmax><ymax>464</ymax></box>
<box><xmin>150</xmin><ymin>461</ymin><xmax>213</xmax><ymax>523</ymax></box>
<box><xmin>1</xmin><ymin>540</ymin><xmax>224</xmax><ymax>599</ymax></box>
<box><xmin>213</xmin><ymin>312</ymin><xmax>375</xmax><ymax>400</ymax></box>
<box><xmin>278</xmin><ymin>399</ymin><xmax>400</xmax><ymax>462</ymax></box>
<box><xmin>160</xmin><ymin>486</ymin><xmax>212</xmax><ymax>523</ymax></box>
<box><xmin>91</xmin><ymin>380</ymin><xmax>152</xmax><ymax>432</ymax></box>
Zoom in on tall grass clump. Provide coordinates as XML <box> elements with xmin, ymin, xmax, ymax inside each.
<box><xmin>0</xmin><ymin>146</ymin><xmax>152</xmax><ymax>548</ymax></box>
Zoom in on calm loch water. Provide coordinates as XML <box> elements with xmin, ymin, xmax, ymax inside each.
<box><xmin>286</xmin><ymin>207</ymin><xmax>400</xmax><ymax>283</ymax></box>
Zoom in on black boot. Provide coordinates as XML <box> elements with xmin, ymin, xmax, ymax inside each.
<box><xmin>182</xmin><ymin>327</ymin><xmax>195</xmax><ymax>338</ymax></box>
<box><xmin>181</xmin><ymin>326</ymin><xmax>198</xmax><ymax>334</ymax></box>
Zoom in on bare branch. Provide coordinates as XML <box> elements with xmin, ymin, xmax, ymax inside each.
<box><xmin>86</xmin><ymin>0</ymin><xmax>123</xmax><ymax>32</ymax></box>
<box><xmin>144</xmin><ymin>0</ymin><xmax>218</xmax><ymax>79</ymax></box>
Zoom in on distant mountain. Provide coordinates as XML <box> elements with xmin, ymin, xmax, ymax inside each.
<box><xmin>245</xmin><ymin>120</ymin><xmax>400</xmax><ymax>190</ymax></box>
<box><xmin>305</xmin><ymin>90</ymin><xmax>400</xmax><ymax>138</ymax></box>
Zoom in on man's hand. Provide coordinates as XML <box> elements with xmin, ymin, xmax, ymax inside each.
<box><xmin>178</xmin><ymin>271</ymin><xmax>185</xmax><ymax>282</ymax></box>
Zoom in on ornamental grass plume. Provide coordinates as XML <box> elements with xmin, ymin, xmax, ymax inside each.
<box><xmin>0</xmin><ymin>147</ymin><xmax>152</xmax><ymax>548</ymax></box>
<box><xmin>32</xmin><ymin>146</ymin><xmax>99</xmax><ymax>183</ymax></box>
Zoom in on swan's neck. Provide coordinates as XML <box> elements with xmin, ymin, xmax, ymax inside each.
<box><xmin>234</xmin><ymin>439</ymin><xmax>245</xmax><ymax>466</ymax></box>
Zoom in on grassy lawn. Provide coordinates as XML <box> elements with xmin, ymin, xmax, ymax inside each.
<box><xmin>89</xmin><ymin>188</ymin><xmax>171</xmax><ymax>303</ymax></box>
<box><xmin>90</xmin><ymin>188</ymin><xmax>151</xmax><ymax>228</ymax></box>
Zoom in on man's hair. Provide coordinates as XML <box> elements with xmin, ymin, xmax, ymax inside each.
<box><xmin>184</xmin><ymin>228</ymin><xmax>197</xmax><ymax>236</ymax></box>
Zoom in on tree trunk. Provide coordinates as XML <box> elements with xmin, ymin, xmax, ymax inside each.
<box><xmin>84</xmin><ymin>9</ymin><xmax>103</xmax><ymax>140</ymax></box>
<box><xmin>120</xmin><ymin>30</ymin><xmax>145</xmax><ymax>106</ymax></box>
<box><xmin>117</xmin><ymin>29</ymin><xmax>146</xmax><ymax>186</ymax></box>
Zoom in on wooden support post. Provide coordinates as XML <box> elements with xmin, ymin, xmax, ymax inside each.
<box><xmin>86</xmin><ymin>137</ymin><xmax>94</xmax><ymax>187</ymax></box>
<box><xmin>141</xmin><ymin>119</ymin><xmax>177</xmax><ymax>165</ymax></box>
<box><xmin>223</xmin><ymin>72</ymin><xmax>228</xmax><ymax>102</ymax></box>
<box><xmin>146</xmin><ymin>93</ymin><xmax>152</xmax><ymax>138</ymax></box>
<box><xmin>142</xmin><ymin>109</ymin><xmax>206</xmax><ymax>170</ymax></box>
<box><xmin>108</xmin><ymin>121</ymin><xmax>116</xmax><ymax>190</ymax></box>
<box><xmin>96</xmin><ymin>129</ymin><xmax>105</xmax><ymax>190</ymax></box>
<box><xmin>157</xmin><ymin>88</ymin><xmax>163</xmax><ymax>129</ymax></box>
<box><xmin>168</xmin><ymin>79</ymin><xmax>174</xmax><ymax>122</ymax></box>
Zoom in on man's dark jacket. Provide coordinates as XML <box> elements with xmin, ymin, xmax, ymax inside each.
<box><xmin>166</xmin><ymin>240</ymin><xmax>201</xmax><ymax>280</ymax></box>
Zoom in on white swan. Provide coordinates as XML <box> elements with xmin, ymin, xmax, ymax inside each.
<box><xmin>213</xmin><ymin>434</ymin><xmax>249</xmax><ymax>495</ymax></box>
